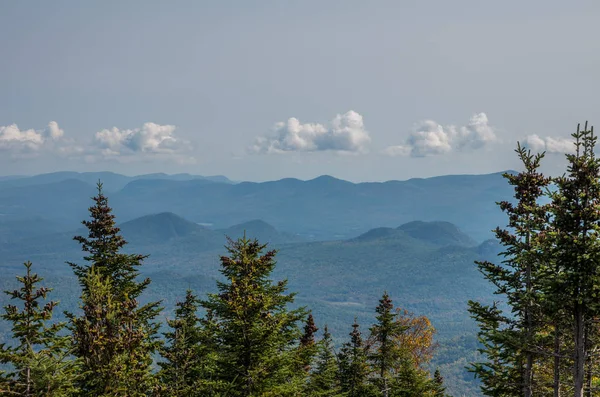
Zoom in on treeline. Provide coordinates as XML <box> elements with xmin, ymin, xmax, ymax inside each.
<box><xmin>0</xmin><ymin>184</ymin><xmax>449</xmax><ymax>396</ymax></box>
<box><xmin>468</xmin><ymin>122</ymin><xmax>600</xmax><ymax>397</ymax></box>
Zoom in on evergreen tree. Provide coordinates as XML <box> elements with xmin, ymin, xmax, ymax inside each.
<box><xmin>338</xmin><ymin>319</ymin><xmax>375</xmax><ymax>397</ymax></box>
<box><xmin>546</xmin><ymin>122</ymin><xmax>600</xmax><ymax>397</ymax></box>
<box><xmin>0</xmin><ymin>262</ymin><xmax>79</xmax><ymax>396</ymax></box>
<box><xmin>468</xmin><ymin>143</ymin><xmax>551</xmax><ymax>396</ymax></box>
<box><xmin>200</xmin><ymin>235</ymin><xmax>307</xmax><ymax>396</ymax></box>
<box><xmin>432</xmin><ymin>369</ymin><xmax>447</xmax><ymax>396</ymax></box>
<box><xmin>307</xmin><ymin>326</ymin><xmax>343</xmax><ymax>396</ymax></box>
<box><xmin>369</xmin><ymin>292</ymin><xmax>408</xmax><ymax>397</ymax></box>
<box><xmin>158</xmin><ymin>290</ymin><xmax>204</xmax><ymax>396</ymax></box>
<box><xmin>67</xmin><ymin>182</ymin><xmax>162</xmax><ymax>396</ymax></box>
<box><xmin>297</xmin><ymin>313</ymin><xmax>319</xmax><ymax>377</ymax></box>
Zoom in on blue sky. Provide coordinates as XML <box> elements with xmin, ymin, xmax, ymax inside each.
<box><xmin>1</xmin><ymin>1</ymin><xmax>599</xmax><ymax>181</ymax></box>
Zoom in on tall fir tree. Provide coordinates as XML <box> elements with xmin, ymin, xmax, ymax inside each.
<box><xmin>545</xmin><ymin>122</ymin><xmax>600</xmax><ymax>397</ymax></box>
<box><xmin>468</xmin><ymin>142</ymin><xmax>551</xmax><ymax>396</ymax></box>
<box><xmin>200</xmin><ymin>235</ymin><xmax>307</xmax><ymax>397</ymax></box>
<box><xmin>66</xmin><ymin>182</ymin><xmax>162</xmax><ymax>396</ymax></box>
<box><xmin>306</xmin><ymin>326</ymin><xmax>343</xmax><ymax>397</ymax></box>
<box><xmin>0</xmin><ymin>262</ymin><xmax>79</xmax><ymax>396</ymax></box>
<box><xmin>338</xmin><ymin>319</ymin><xmax>375</xmax><ymax>397</ymax></box>
<box><xmin>368</xmin><ymin>292</ymin><xmax>408</xmax><ymax>397</ymax></box>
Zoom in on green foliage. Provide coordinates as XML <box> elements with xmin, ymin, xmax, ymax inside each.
<box><xmin>469</xmin><ymin>122</ymin><xmax>600</xmax><ymax>397</ymax></box>
<box><xmin>66</xmin><ymin>182</ymin><xmax>162</xmax><ymax>396</ymax></box>
<box><xmin>369</xmin><ymin>292</ymin><xmax>409</xmax><ymax>395</ymax></box>
<box><xmin>468</xmin><ymin>142</ymin><xmax>552</xmax><ymax>396</ymax></box>
<box><xmin>307</xmin><ymin>326</ymin><xmax>343</xmax><ymax>396</ymax></box>
<box><xmin>338</xmin><ymin>319</ymin><xmax>376</xmax><ymax>397</ymax></box>
<box><xmin>545</xmin><ymin>122</ymin><xmax>600</xmax><ymax>396</ymax></box>
<box><xmin>158</xmin><ymin>289</ymin><xmax>223</xmax><ymax>396</ymax></box>
<box><xmin>298</xmin><ymin>313</ymin><xmax>319</xmax><ymax>375</ymax></box>
<box><xmin>200</xmin><ymin>235</ymin><xmax>307</xmax><ymax>396</ymax></box>
<box><xmin>432</xmin><ymin>369</ymin><xmax>447</xmax><ymax>396</ymax></box>
<box><xmin>0</xmin><ymin>261</ymin><xmax>79</xmax><ymax>396</ymax></box>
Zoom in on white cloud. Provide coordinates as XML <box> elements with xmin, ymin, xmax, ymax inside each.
<box><xmin>524</xmin><ymin>134</ymin><xmax>575</xmax><ymax>154</ymax></box>
<box><xmin>384</xmin><ymin>113</ymin><xmax>498</xmax><ymax>157</ymax></box>
<box><xmin>251</xmin><ymin>110</ymin><xmax>371</xmax><ymax>154</ymax></box>
<box><xmin>94</xmin><ymin>122</ymin><xmax>183</xmax><ymax>155</ymax></box>
<box><xmin>0</xmin><ymin>121</ymin><xmax>65</xmax><ymax>153</ymax></box>
<box><xmin>45</xmin><ymin>121</ymin><xmax>64</xmax><ymax>140</ymax></box>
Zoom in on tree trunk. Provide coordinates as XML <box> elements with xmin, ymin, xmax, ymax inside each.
<box><xmin>585</xmin><ymin>332</ymin><xmax>593</xmax><ymax>397</ymax></box>
<box><xmin>524</xmin><ymin>231</ymin><xmax>533</xmax><ymax>397</ymax></box>
<box><xmin>574</xmin><ymin>304</ymin><xmax>586</xmax><ymax>397</ymax></box>
<box><xmin>524</xmin><ymin>353</ymin><xmax>533</xmax><ymax>397</ymax></box>
<box><xmin>554</xmin><ymin>323</ymin><xmax>561</xmax><ymax>397</ymax></box>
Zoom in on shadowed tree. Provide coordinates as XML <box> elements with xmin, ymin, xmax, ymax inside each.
<box><xmin>338</xmin><ymin>318</ymin><xmax>375</xmax><ymax>397</ymax></box>
<box><xmin>307</xmin><ymin>326</ymin><xmax>343</xmax><ymax>396</ymax></box>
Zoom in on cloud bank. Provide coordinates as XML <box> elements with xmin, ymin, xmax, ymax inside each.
<box><xmin>94</xmin><ymin>122</ymin><xmax>185</xmax><ymax>156</ymax></box>
<box><xmin>524</xmin><ymin>134</ymin><xmax>575</xmax><ymax>154</ymax></box>
<box><xmin>0</xmin><ymin>121</ymin><xmax>193</xmax><ymax>163</ymax></box>
<box><xmin>384</xmin><ymin>113</ymin><xmax>497</xmax><ymax>157</ymax></box>
<box><xmin>0</xmin><ymin>121</ymin><xmax>65</xmax><ymax>153</ymax></box>
<box><xmin>251</xmin><ymin>110</ymin><xmax>371</xmax><ymax>154</ymax></box>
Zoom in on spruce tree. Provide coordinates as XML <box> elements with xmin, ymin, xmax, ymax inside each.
<box><xmin>468</xmin><ymin>142</ymin><xmax>551</xmax><ymax>396</ymax></box>
<box><xmin>67</xmin><ymin>182</ymin><xmax>162</xmax><ymax>396</ymax></box>
<box><xmin>0</xmin><ymin>261</ymin><xmax>79</xmax><ymax>396</ymax></box>
<box><xmin>298</xmin><ymin>313</ymin><xmax>319</xmax><ymax>374</ymax></box>
<box><xmin>432</xmin><ymin>369</ymin><xmax>447</xmax><ymax>396</ymax></box>
<box><xmin>546</xmin><ymin>122</ymin><xmax>600</xmax><ymax>397</ymax></box>
<box><xmin>158</xmin><ymin>290</ymin><xmax>204</xmax><ymax>396</ymax></box>
<box><xmin>369</xmin><ymin>292</ymin><xmax>407</xmax><ymax>397</ymax></box>
<box><xmin>307</xmin><ymin>326</ymin><xmax>343</xmax><ymax>396</ymax></box>
<box><xmin>200</xmin><ymin>235</ymin><xmax>307</xmax><ymax>396</ymax></box>
<box><xmin>338</xmin><ymin>319</ymin><xmax>375</xmax><ymax>397</ymax></box>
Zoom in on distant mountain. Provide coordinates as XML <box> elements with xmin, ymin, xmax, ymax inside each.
<box><xmin>119</xmin><ymin>212</ymin><xmax>207</xmax><ymax>244</ymax></box>
<box><xmin>398</xmin><ymin>220</ymin><xmax>477</xmax><ymax>247</ymax></box>
<box><xmin>0</xmin><ymin>171</ymin><xmax>235</xmax><ymax>192</ymax></box>
<box><xmin>0</xmin><ymin>170</ymin><xmax>515</xmax><ymax>243</ymax></box>
<box><xmin>353</xmin><ymin>221</ymin><xmax>477</xmax><ymax>248</ymax></box>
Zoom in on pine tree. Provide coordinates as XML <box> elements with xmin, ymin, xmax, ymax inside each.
<box><xmin>468</xmin><ymin>142</ymin><xmax>551</xmax><ymax>396</ymax></box>
<box><xmin>298</xmin><ymin>313</ymin><xmax>319</xmax><ymax>374</ymax></box>
<box><xmin>432</xmin><ymin>369</ymin><xmax>447</xmax><ymax>396</ymax></box>
<box><xmin>369</xmin><ymin>292</ymin><xmax>408</xmax><ymax>397</ymax></box>
<box><xmin>338</xmin><ymin>319</ymin><xmax>375</xmax><ymax>397</ymax></box>
<box><xmin>67</xmin><ymin>182</ymin><xmax>162</xmax><ymax>396</ymax></box>
<box><xmin>545</xmin><ymin>122</ymin><xmax>600</xmax><ymax>397</ymax></box>
<box><xmin>0</xmin><ymin>261</ymin><xmax>79</xmax><ymax>396</ymax></box>
<box><xmin>200</xmin><ymin>235</ymin><xmax>307</xmax><ymax>396</ymax></box>
<box><xmin>158</xmin><ymin>290</ymin><xmax>204</xmax><ymax>396</ymax></box>
<box><xmin>307</xmin><ymin>326</ymin><xmax>343</xmax><ymax>396</ymax></box>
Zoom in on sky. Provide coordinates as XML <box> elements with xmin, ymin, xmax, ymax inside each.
<box><xmin>1</xmin><ymin>0</ymin><xmax>600</xmax><ymax>182</ymax></box>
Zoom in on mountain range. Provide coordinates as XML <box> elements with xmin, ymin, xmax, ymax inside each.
<box><xmin>0</xmin><ymin>170</ymin><xmax>517</xmax><ymax>244</ymax></box>
<box><xmin>0</xmin><ymin>170</ymin><xmax>515</xmax><ymax>396</ymax></box>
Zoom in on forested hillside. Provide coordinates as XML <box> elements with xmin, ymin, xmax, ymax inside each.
<box><xmin>0</xmin><ymin>185</ymin><xmax>455</xmax><ymax>396</ymax></box>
